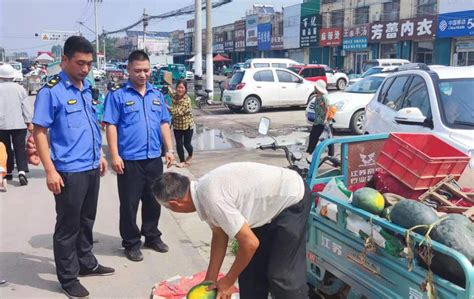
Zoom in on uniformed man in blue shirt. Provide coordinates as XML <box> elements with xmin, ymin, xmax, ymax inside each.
<box><xmin>103</xmin><ymin>50</ymin><xmax>175</xmax><ymax>262</ymax></box>
<box><xmin>33</xmin><ymin>36</ymin><xmax>114</xmax><ymax>298</ymax></box>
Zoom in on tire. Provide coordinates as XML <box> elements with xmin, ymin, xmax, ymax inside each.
<box><xmin>336</xmin><ymin>78</ymin><xmax>347</xmax><ymax>90</ymax></box>
<box><xmin>350</xmin><ymin>110</ymin><xmax>365</xmax><ymax>135</ymax></box>
<box><xmin>195</xmin><ymin>96</ymin><xmax>203</xmax><ymax>109</ymax></box>
<box><xmin>243</xmin><ymin>96</ymin><xmax>261</xmax><ymax>114</ymax></box>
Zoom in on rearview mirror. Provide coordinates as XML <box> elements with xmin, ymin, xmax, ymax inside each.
<box><xmin>258</xmin><ymin>117</ymin><xmax>271</xmax><ymax>135</ymax></box>
<box><xmin>394</xmin><ymin>108</ymin><xmax>427</xmax><ymax>125</ymax></box>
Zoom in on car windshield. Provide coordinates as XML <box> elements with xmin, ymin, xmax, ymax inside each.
<box><xmin>287</xmin><ymin>67</ymin><xmax>301</xmax><ymax>74</ymax></box>
<box><xmin>361</xmin><ymin>67</ymin><xmax>382</xmax><ymax>78</ymax></box>
<box><xmin>345</xmin><ymin>76</ymin><xmax>384</xmax><ymax>93</ymax></box>
<box><xmin>362</xmin><ymin>61</ymin><xmax>378</xmax><ymax>72</ymax></box>
<box><xmin>229</xmin><ymin>71</ymin><xmax>245</xmax><ymax>85</ymax></box>
<box><xmin>438</xmin><ymin>79</ymin><xmax>474</xmax><ymax>128</ymax></box>
<box><xmin>11</xmin><ymin>64</ymin><xmax>21</xmax><ymax>70</ymax></box>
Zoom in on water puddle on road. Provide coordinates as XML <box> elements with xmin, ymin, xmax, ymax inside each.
<box><xmin>192</xmin><ymin>125</ymin><xmax>309</xmax><ymax>151</ymax></box>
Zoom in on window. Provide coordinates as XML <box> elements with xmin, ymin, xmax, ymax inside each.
<box><xmin>380</xmin><ymin>43</ymin><xmax>397</xmax><ymax>58</ymax></box>
<box><xmin>287</xmin><ymin>67</ymin><xmax>301</xmax><ymax>75</ymax></box>
<box><xmin>253</xmin><ymin>70</ymin><xmax>274</xmax><ymax>82</ymax></box>
<box><xmin>417</xmin><ymin>0</ymin><xmax>436</xmax><ymax>16</ymax></box>
<box><xmin>414</xmin><ymin>41</ymin><xmax>434</xmax><ymax>64</ymax></box>
<box><xmin>382</xmin><ymin>0</ymin><xmax>400</xmax><ymax>22</ymax></box>
<box><xmin>346</xmin><ymin>76</ymin><xmax>385</xmax><ymax>94</ymax></box>
<box><xmin>438</xmin><ymin>79</ymin><xmax>474</xmax><ymax>128</ymax></box>
<box><xmin>254</xmin><ymin>63</ymin><xmax>270</xmax><ymax>68</ymax></box>
<box><xmin>331</xmin><ymin>10</ymin><xmax>344</xmax><ymax>27</ymax></box>
<box><xmin>378</xmin><ymin>78</ymin><xmax>394</xmax><ymax>103</ymax></box>
<box><xmin>276</xmin><ymin>70</ymin><xmax>300</xmax><ymax>83</ymax></box>
<box><xmin>355</xmin><ymin>7</ymin><xmax>369</xmax><ymax>25</ymax></box>
<box><xmin>301</xmin><ymin>68</ymin><xmax>312</xmax><ymax>78</ymax></box>
<box><xmin>402</xmin><ymin>76</ymin><xmax>431</xmax><ymax>117</ymax></box>
<box><xmin>382</xmin><ymin>76</ymin><xmax>410</xmax><ymax>110</ymax></box>
<box><xmin>311</xmin><ymin>68</ymin><xmax>326</xmax><ymax>77</ymax></box>
<box><xmin>272</xmin><ymin>63</ymin><xmax>287</xmax><ymax>68</ymax></box>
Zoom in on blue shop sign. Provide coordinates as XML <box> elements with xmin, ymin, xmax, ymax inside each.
<box><xmin>257</xmin><ymin>23</ymin><xmax>272</xmax><ymax>51</ymax></box>
<box><xmin>343</xmin><ymin>37</ymin><xmax>368</xmax><ymax>51</ymax></box>
<box><xmin>437</xmin><ymin>10</ymin><xmax>474</xmax><ymax>38</ymax></box>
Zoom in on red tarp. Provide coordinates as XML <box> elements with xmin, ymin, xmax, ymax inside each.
<box><xmin>213</xmin><ymin>54</ymin><xmax>231</xmax><ymax>62</ymax></box>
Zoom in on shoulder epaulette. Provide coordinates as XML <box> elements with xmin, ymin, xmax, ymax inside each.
<box><xmin>45</xmin><ymin>75</ymin><xmax>61</xmax><ymax>88</ymax></box>
<box><xmin>110</xmin><ymin>83</ymin><xmax>124</xmax><ymax>92</ymax></box>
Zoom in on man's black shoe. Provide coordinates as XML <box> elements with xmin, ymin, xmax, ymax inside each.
<box><xmin>124</xmin><ymin>247</ymin><xmax>143</xmax><ymax>262</ymax></box>
<box><xmin>62</xmin><ymin>281</ymin><xmax>89</xmax><ymax>298</ymax></box>
<box><xmin>79</xmin><ymin>264</ymin><xmax>115</xmax><ymax>277</ymax></box>
<box><xmin>144</xmin><ymin>239</ymin><xmax>169</xmax><ymax>253</ymax></box>
<box><xmin>5</xmin><ymin>174</ymin><xmax>12</xmax><ymax>181</ymax></box>
<box><xmin>19</xmin><ymin>174</ymin><xmax>28</xmax><ymax>186</ymax></box>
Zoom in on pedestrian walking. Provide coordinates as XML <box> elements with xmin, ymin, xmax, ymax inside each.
<box><xmin>306</xmin><ymin>80</ymin><xmax>334</xmax><ymax>157</ymax></box>
<box><xmin>103</xmin><ymin>50</ymin><xmax>175</xmax><ymax>262</ymax></box>
<box><xmin>0</xmin><ymin>63</ymin><xmax>33</xmax><ymax>186</ymax></box>
<box><xmin>169</xmin><ymin>79</ymin><xmax>194</xmax><ymax>168</ymax></box>
<box><xmin>33</xmin><ymin>36</ymin><xmax>114</xmax><ymax>299</ymax></box>
<box><xmin>152</xmin><ymin>162</ymin><xmax>312</xmax><ymax>298</ymax></box>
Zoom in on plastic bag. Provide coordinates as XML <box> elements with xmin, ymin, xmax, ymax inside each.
<box><xmin>317</xmin><ymin>178</ymin><xmax>352</xmax><ymax>222</ymax></box>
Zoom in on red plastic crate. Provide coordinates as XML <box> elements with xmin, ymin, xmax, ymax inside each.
<box><xmin>376</xmin><ymin>133</ymin><xmax>469</xmax><ymax>190</ymax></box>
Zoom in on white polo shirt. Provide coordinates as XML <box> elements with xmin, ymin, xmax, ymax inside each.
<box><xmin>190</xmin><ymin>162</ymin><xmax>306</xmax><ymax>238</ymax></box>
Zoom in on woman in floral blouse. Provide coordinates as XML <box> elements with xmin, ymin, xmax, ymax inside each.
<box><xmin>307</xmin><ymin>80</ymin><xmax>329</xmax><ymax>155</ymax></box>
<box><xmin>169</xmin><ymin>80</ymin><xmax>194</xmax><ymax>167</ymax></box>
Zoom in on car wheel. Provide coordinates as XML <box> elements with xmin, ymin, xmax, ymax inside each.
<box><xmin>350</xmin><ymin>110</ymin><xmax>365</xmax><ymax>135</ymax></box>
<box><xmin>243</xmin><ymin>96</ymin><xmax>261</xmax><ymax>114</ymax></box>
<box><xmin>336</xmin><ymin>78</ymin><xmax>347</xmax><ymax>90</ymax></box>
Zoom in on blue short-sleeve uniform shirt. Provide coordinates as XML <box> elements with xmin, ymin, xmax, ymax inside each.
<box><xmin>32</xmin><ymin>71</ymin><xmax>102</xmax><ymax>172</ymax></box>
<box><xmin>103</xmin><ymin>81</ymin><xmax>170</xmax><ymax>160</ymax></box>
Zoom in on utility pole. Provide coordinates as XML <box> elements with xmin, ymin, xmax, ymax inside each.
<box><xmin>143</xmin><ymin>9</ymin><xmax>148</xmax><ymax>51</ymax></box>
<box><xmin>89</xmin><ymin>0</ymin><xmax>102</xmax><ymax>69</ymax></box>
<box><xmin>194</xmin><ymin>0</ymin><xmax>203</xmax><ymax>91</ymax></box>
<box><xmin>102</xmin><ymin>29</ymin><xmax>106</xmax><ymax>65</ymax></box>
<box><xmin>206</xmin><ymin>0</ymin><xmax>213</xmax><ymax>99</ymax></box>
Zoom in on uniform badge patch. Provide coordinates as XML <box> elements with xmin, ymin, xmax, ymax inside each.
<box><xmin>67</xmin><ymin>99</ymin><xmax>77</xmax><ymax>105</ymax></box>
<box><xmin>125</xmin><ymin>101</ymin><xmax>135</xmax><ymax>106</ymax></box>
<box><xmin>46</xmin><ymin>75</ymin><xmax>61</xmax><ymax>88</ymax></box>
<box><xmin>152</xmin><ymin>99</ymin><xmax>161</xmax><ymax>105</ymax></box>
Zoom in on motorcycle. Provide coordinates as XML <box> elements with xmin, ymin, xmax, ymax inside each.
<box><xmin>195</xmin><ymin>88</ymin><xmax>214</xmax><ymax>109</ymax></box>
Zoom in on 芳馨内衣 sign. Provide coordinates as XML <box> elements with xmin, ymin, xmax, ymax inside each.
<box><xmin>369</xmin><ymin>16</ymin><xmax>437</xmax><ymax>42</ymax></box>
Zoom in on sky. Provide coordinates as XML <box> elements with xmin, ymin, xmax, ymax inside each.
<box><xmin>0</xmin><ymin>0</ymin><xmax>302</xmax><ymax>56</ymax></box>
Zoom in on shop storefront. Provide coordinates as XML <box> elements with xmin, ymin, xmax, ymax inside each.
<box><xmin>318</xmin><ymin>27</ymin><xmax>343</xmax><ymax>68</ymax></box>
<box><xmin>342</xmin><ymin>24</ymin><xmax>370</xmax><ymax>74</ymax></box>
<box><xmin>413</xmin><ymin>41</ymin><xmax>434</xmax><ymax>64</ymax></box>
<box><xmin>437</xmin><ymin>5</ymin><xmax>474</xmax><ymax>66</ymax></box>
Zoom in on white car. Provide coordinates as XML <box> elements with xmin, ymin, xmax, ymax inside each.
<box><xmin>348</xmin><ymin>66</ymin><xmax>397</xmax><ymax>86</ymax></box>
<box><xmin>92</xmin><ymin>67</ymin><xmax>105</xmax><ymax>80</ymax></box>
<box><xmin>223</xmin><ymin>68</ymin><xmax>316</xmax><ymax>113</ymax></box>
<box><xmin>365</xmin><ymin>64</ymin><xmax>474</xmax><ymax>182</ymax></box>
<box><xmin>321</xmin><ymin>65</ymin><xmax>348</xmax><ymax>90</ymax></box>
<box><xmin>305</xmin><ymin>73</ymin><xmax>388</xmax><ymax>134</ymax></box>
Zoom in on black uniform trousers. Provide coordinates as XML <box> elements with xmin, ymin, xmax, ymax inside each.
<box><xmin>54</xmin><ymin>169</ymin><xmax>99</xmax><ymax>288</ymax></box>
<box><xmin>238</xmin><ymin>183</ymin><xmax>312</xmax><ymax>299</ymax></box>
<box><xmin>117</xmin><ymin>158</ymin><xmax>163</xmax><ymax>249</ymax></box>
<box><xmin>0</xmin><ymin>129</ymin><xmax>28</xmax><ymax>174</ymax></box>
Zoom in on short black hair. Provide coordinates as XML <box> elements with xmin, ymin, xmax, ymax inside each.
<box><xmin>175</xmin><ymin>79</ymin><xmax>188</xmax><ymax>93</ymax></box>
<box><xmin>128</xmin><ymin>50</ymin><xmax>149</xmax><ymax>64</ymax></box>
<box><xmin>63</xmin><ymin>36</ymin><xmax>94</xmax><ymax>58</ymax></box>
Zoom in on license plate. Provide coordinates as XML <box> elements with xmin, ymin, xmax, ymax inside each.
<box><xmin>224</xmin><ymin>96</ymin><xmax>231</xmax><ymax>102</ymax></box>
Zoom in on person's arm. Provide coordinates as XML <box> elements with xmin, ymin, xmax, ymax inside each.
<box><xmin>106</xmin><ymin>124</ymin><xmax>124</xmax><ymax>174</ymax></box>
<box><xmin>20</xmin><ymin>86</ymin><xmax>33</xmax><ymax>131</ymax></box>
<box><xmin>33</xmin><ymin>126</ymin><xmax>64</xmax><ymax>194</ymax></box>
<box><xmin>205</xmin><ymin>227</ymin><xmax>229</xmax><ymax>282</ymax></box>
<box><xmin>215</xmin><ymin>223</ymin><xmax>259</xmax><ymax>296</ymax></box>
<box><xmin>160</xmin><ymin>122</ymin><xmax>175</xmax><ymax>167</ymax></box>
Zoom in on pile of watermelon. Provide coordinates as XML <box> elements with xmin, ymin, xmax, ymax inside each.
<box><xmin>349</xmin><ymin>186</ymin><xmax>474</xmax><ymax>287</ymax></box>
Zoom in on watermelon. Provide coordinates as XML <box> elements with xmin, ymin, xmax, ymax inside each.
<box><xmin>428</xmin><ymin>214</ymin><xmax>474</xmax><ymax>287</ymax></box>
<box><xmin>187</xmin><ymin>281</ymin><xmax>217</xmax><ymax>299</ymax></box>
<box><xmin>390</xmin><ymin>199</ymin><xmax>438</xmax><ymax>234</ymax></box>
<box><xmin>351</xmin><ymin>187</ymin><xmax>385</xmax><ymax>215</ymax></box>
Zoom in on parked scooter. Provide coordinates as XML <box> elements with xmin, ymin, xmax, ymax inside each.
<box><xmin>195</xmin><ymin>88</ymin><xmax>214</xmax><ymax>108</ymax></box>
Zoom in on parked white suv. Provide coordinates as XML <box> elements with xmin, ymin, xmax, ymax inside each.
<box><xmin>321</xmin><ymin>65</ymin><xmax>348</xmax><ymax>90</ymax></box>
<box><xmin>222</xmin><ymin>68</ymin><xmax>316</xmax><ymax>113</ymax></box>
<box><xmin>365</xmin><ymin>64</ymin><xmax>474</xmax><ymax>183</ymax></box>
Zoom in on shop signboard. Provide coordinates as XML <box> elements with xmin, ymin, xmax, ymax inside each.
<box><xmin>246</xmin><ymin>15</ymin><xmax>258</xmax><ymax>47</ymax></box>
<box><xmin>319</xmin><ymin>27</ymin><xmax>342</xmax><ymax>46</ymax></box>
<box><xmin>234</xmin><ymin>20</ymin><xmax>246</xmax><ymax>52</ymax></box>
<box><xmin>283</xmin><ymin>4</ymin><xmax>301</xmax><ymax>49</ymax></box>
<box><xmin>343</xmin><ymin>37</ymin><xmax>368</xmax><ymax>51</ymax></box>
<box><xmin>300</xmin><ymin>14</ymin><xmax>320</xmax><ymax>47</ymax></box>
<box><xmin>437</xmin><ymin>10</ymin><xmax>474</xmax><ymax>38</ymax></box>
<box><xmin>369</xmin><ymin>16</ymin><xmax>437</xmax><ymax>42</ymax></box>
<box><xmin>257</xmin><ymin>23</ymin><xmax>272</xmax><ymax>51</ymax></box>
<box><xmin>343</xmin><ymin>24</ymin><xmax>369</xmax><ymax>38</ymax></box>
